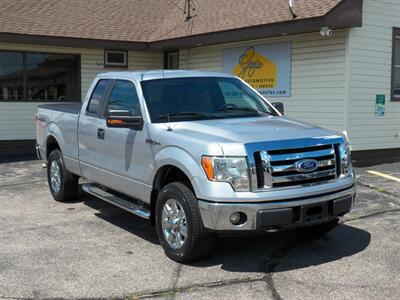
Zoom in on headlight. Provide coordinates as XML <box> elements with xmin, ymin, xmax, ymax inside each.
<box><xmin>201</xmin><ymin>156</ymin><xmax>250</xmax><ymax>191</ymax></box>
<box><xmin>339</xmin><ymin>143</ymin><xmax>352</xmax><ymax>174</ymax></box>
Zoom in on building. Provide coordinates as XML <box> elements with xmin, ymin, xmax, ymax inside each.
<box><xmin>0</xmin><ymin>0</ymin><xmax>399</xmax><ymax>164</ymax></box>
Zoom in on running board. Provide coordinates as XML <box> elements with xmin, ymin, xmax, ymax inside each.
<box><xmin>81</xmin><ymin>184</ymin><xmax>151</xmax><ymax>220</ymax></box>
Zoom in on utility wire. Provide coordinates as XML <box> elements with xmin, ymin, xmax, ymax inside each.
<box><xmin>169</xmin><ymin>0</ymin><xmax>185</xmax><ymax>13</ymax></box>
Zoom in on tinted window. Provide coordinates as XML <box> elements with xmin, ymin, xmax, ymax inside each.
<box><xmin>218</xmin><ymin>81</ymin><xmax>260</xmax><ymax>109</ymax></box>
<box><xmin>141</xmin><ymin>77</ymin><xmax>275</xmax><ymax>123</ymax></box>
<box><xmin>26</xmin><ymin>53</ymin><xmax>80</xmax><ymax>101</ymax></box>
<box><xmin>87</xmin><ymin>79</ymin><xmax>109</xmax><ymax>116</ymax></box>
<box><xmin>0</xmin><ymin>52</ymin><xmax>24</xmax><ymax>101</ymax></box>
<box><xmin>107</xmin><ymin>52</ymin><xmax>125</xmax><ymax>64</ymax></box>
<box><xmin>107</xmin><ymin>80</ymin><xmax>140</xmax><ymax>116</ymax></box>
<box><xmin>105</xmin><ymin>50</ymin><xmax>128</xmax><ymax>68</ymax></box>
<box><xmin>0</xmin><ymin>51</ymin><xmax>80</xmax><ymax>102</ymax></box>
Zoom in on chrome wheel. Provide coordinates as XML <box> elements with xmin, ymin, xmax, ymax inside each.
<box><xmin>49</xmin><ymin>160</ymin><xmax>61</xmax><ymax>193</ymax></box>
<box><xmin>161</xmin><ymin>199</ymin><xmax>188</xmax><ymax>249</ymax></box>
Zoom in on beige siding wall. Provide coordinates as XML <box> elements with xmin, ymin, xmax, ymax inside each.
<box><xmin>347</xmin><ymin>0</ymin><xmax>400</xmax><ymax>150</ymax></box>
<box><xmin>0</xmin><ymin>43</ymin><xmax>162</xmax><ymax>140</ymax></box>
<box><xmin>179</xmin><ymin>31</ymin><xmax>347</xmax><ymax>132</ymax></box>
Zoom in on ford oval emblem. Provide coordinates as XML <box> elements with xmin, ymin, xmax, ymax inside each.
<box><xmin>295</xmin><ymin>159</ymin><xmax>318</xmax><ymax>173</ymax></box>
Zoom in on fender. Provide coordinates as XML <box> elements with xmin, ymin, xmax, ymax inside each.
<box><xmin>148</xmin><ymin>146</ymin><xmax>204</xmax><ymax>190</ymax></box>
<box><xmin>45</xmin><ymin>122</ymin><xmax>81</xmax><ymax>176</ymax></box>
<box><xmin>45</xmin><ymin>123</ymin><xmax>63</xmax><ymax>155</ymax></box>
<box><xmin>145</xmin><ymin>145</ymin><xmax>235</xmax><ymax>202</ymax></box>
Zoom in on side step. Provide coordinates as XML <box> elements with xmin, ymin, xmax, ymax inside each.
<box><xmin>82</xmin><ymin>184</ymin><xmax>151</xmax><ymax>220</ymax></box>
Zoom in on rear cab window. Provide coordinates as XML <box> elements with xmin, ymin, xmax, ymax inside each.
<box><xmin>86</xmin><ymin>79</ymin><xmax>110</xmax><ymax>116</ymax></box>
<box><xmin>105</xmin><ymin>80</ymin><xmax>141</xmax><ymax>116</ymax></box>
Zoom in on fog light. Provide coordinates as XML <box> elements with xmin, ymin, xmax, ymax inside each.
<box><xmin>230</xmin><ymin>212</ymin><xmax>247</xmax><ymax>225</ymax></box>
<box><xmin>230</xmin><ymin>212</ymin><xmax>241</xmax><ymax>225</ymax></box>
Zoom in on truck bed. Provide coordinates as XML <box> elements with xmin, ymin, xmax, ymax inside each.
<box><xmin>36</xmin><ymin>102</ymin><xmax>82</xmax><ymax>166</ymax></box>
<box><xmin>38</xmin><ymin>102</ymin><xmax>82</xmax><ymax>115</ymax></box>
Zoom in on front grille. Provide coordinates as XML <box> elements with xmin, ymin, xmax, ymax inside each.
<box><xmin>254</xmin><ymin>152</ymin><xmax>265</xmax><ymax>188</ymax></box>
<box><xmin>253</xmin><ymin>144</ymin><xmax>338</xmax><ymax>190</ymax></box>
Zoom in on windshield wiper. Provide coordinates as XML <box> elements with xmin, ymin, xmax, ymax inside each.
<box><xmin>156</xmin><ymin>112</ymin><xmax>224</xmax><ymax>121</ymax></box>
<box><xmin>218</xmin><ymin>105</ymin><xmax>274</xmax><ymax>115</ymax></box>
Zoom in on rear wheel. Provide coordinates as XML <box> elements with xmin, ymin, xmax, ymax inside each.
<box><xmin>155</xmin><ymin>182</ymin><xmax>216</xmax><ymax>263</ymax></box>
<box><xmin>47</xmin><ymin>150</ymin><xmax>78</xmax><ymax>202</ymax></box>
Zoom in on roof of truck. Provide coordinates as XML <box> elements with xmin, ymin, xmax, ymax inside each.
<box><xmin>96</xmin><ymin>70</ymin><xmax>236</xmax><ymax>82</ymax></box>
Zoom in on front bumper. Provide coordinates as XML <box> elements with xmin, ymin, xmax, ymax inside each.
<box><xmin>198</xmin><ymin>184</ymin><xmax>356</xmax><ymax>231</ymax></box>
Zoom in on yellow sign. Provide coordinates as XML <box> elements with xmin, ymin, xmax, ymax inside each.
<box><xmin>223</xmin><ymin>42</ymin><xmax>291</xmax><ymax>97</ymax></box>
<box><xmin>232</xmin><ymin>47</ymin><xmax>277</xmax><ymax>89</ymax></box>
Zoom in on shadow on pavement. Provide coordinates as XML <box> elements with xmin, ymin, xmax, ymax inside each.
<box><xmin>0</xmin><ymin>154</ymin><xmax>37</xmax><ymax>164</ymax></box>
<box><xmin>274</xmin><ymin>225</ymin><xmax>371</xmax><ymax>273</ymax></box>
<box><xmin>195</xmin><ymin>224</ymin><xmax>370</xmax><ymax>273</ymax></box>
<box><xmin>79</xmin><ymin>191</ymin><xmax>159</xmax><ymax>245</ymax></box>
<box><xmin>79</xmin><ymin>191</ymin><xmax>371</xmax><ymax>273</ymax></box>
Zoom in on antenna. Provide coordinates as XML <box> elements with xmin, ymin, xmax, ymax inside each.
<box><xmin>167</xmin><ymin>114</ymin><xmax>172</xmax><ymax>131</ymax></box>
<box><xmin>288</xmin><ymin>0</ymin><xmax>297</xmax><ymax>18</ymax></box>
<box><xmin>184</xmin><ymin>0</ymin><xmax>195</xmax><ymax>21</ymax></box>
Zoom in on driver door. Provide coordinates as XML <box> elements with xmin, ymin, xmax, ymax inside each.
<box><xmin>95</xmin><ymin>80</ymin><xmax>150</xmax><ymax>200</ymax></box>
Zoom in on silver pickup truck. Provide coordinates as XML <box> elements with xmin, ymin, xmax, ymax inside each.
<box><xmin>36</xmin><ymin>70</ymin><xmax>355</xmax><ymax>262</ymax></box>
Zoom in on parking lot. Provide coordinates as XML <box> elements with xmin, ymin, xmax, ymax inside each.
<box><xmin>0</xmin><ymin>160</ymin><xmax>399</xmax><ymax>299</ymax></box>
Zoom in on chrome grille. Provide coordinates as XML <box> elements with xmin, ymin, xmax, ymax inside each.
<box><xmin>253</xmin><ymin>144</ymin><xmax>339</xmax><ymax>190</ymax></box>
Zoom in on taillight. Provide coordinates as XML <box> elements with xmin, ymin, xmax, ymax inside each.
<box><xmin>35</xmin><ymin>114</ymin><xmax>40</xmax><ymax>127</ymax></box>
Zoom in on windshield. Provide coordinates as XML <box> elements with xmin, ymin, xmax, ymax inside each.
<box><xmin>140</xmin><ymin>77</ymin><xmax>277</xmax><ymax>123</ymax></box>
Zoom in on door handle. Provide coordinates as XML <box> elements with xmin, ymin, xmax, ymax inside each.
<box><xmin>97</xmin><ymin>128</ymin><xmax>105</xmax><ymax>140</ymax></box>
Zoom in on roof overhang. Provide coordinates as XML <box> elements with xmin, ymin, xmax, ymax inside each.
<box><xmin>0</xmin><ymin>0</ymin><xmax>363</xmax><ymax>51</ymax></box>
<box><xmin>151</xmin><ymin>0</ymin><xmax>363</xmax><ymax>50</ymax></box>
<box><xmin>0</xmin><ymin>32</ymin><xmax>149</xmax><ymax>51</ymax></box>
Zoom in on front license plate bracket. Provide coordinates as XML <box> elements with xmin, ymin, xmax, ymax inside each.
<box><xmin>300</xmin><ymin>202</ymin><xmax>328</xmax><ymax>224</ymax></box>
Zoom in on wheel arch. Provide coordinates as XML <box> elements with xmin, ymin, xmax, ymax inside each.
<box><xmin>44</xmin><ymin>121</ymin><xmax>68</xmax><ymax>159</ymax></box>
<box><xmin>150</xmin><ymin>164</ymin><xmax>196</xmax><ymax>225</ymax></box>
<box><xmin>46</xmin><ymin>134</ymin><xmax>61</xmax><ymax>159</ymax></box>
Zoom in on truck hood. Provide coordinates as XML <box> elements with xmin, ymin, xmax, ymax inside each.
<box><xmin>172</xmin><ymin>116</ymin><xmax>341</xmax><ymax>146</ymax></box>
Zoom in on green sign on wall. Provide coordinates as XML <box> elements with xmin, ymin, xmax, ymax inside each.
<box><xmin>376</xmin><ymin>94</ymin><xmax>385</xmax><ymax>105</ymax></box>
<box><xmin>375</xmin><ymin>94</ymin><xmax>385</xmax><ymax>117</ymax></box>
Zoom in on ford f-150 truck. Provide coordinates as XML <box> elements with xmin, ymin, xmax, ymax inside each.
<box><xmin>36</xmin><ymin>70</ymin><xmax>355</xmax><ymax>262</ymax></box>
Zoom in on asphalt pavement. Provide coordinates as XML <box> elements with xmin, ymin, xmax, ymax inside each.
<box><xmin>0</xmin><ymin>160</ymin><xmax>399</xmax><ymax>299</ymax></box>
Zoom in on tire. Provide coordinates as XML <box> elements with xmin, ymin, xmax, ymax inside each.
<box><xmin>155</xmin><ymin>182</ymin><xmax>216</xmax><ymax>263</ymax></box>
<box><xmin>47</xmin><ymin>149</ymin><xmax>78</xmax><ymax>202</ymax></box>
<box><xmin>301</xmin><ymin>218</ymin><xmax>339</xmax><ymax>238</ymax></box>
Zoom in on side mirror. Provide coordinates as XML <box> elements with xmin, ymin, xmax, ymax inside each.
<box><xmin>106</xmin><ymin>109</ymin><xmax>143</xmax><ymax>130</ymax></box>
<box><xmin>272</xmin><ymin>102</ymin><xmax>284</xmax><ymax>115</ymax></box>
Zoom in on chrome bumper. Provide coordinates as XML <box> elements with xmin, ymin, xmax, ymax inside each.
<box><xmin>198</xmin><ymin>184</ymin><xmax>356</xmax><ymax>231</ymax></box>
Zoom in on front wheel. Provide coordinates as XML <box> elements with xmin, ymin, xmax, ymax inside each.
<box><xmin>47</xmin><ymin>149</ymin><xmax>78</xmax><ymax>202</ymax></box>
<box><xmin>155</xmin><ymin>182</ymin><xmax>216</xmax><ymax>263</ymax></box>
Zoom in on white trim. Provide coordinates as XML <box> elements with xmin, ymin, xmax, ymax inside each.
<box><xmin>343</xmin><ymin>29</ymin><xmax>352</xmax><ymax>133</ymax></box>
<box><xmin>105</xmin><ymin>50</ymin><xmax>128</xmax><ymax>67</ymax></box>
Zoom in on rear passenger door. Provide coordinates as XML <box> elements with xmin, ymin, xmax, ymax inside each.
<box><xmin>94</xmin><ymin>80</ymin><xmax>149</xmax><ymax>200</ymax></box>
<box><xmin>78</xmin><ymin>79</ymin><xmax>111</xmax><ymax>181</ymax></box>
